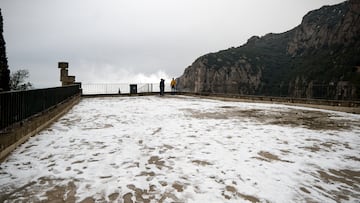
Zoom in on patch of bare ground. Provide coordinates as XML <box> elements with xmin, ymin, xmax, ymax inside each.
<box><xmin>311</xmin><ymin>184</ymin><xmax>353</xmax><ymax>202</ymax></box>
<box><xmin>182</xmin><ymin>107</ymin><xmax>358</xmax><ymax>131</ymax></box>
<box><xmin>158</xmin><ymin>192</ymin><xmax>182</xmax><ymax>203</ymax></box>
<box><xmin>147</xmin><ymin>156</ymin><xmax>172</xmax><ymax>170</ymax></box>
<box><xmin>137</xmin><ymin>171</ymin><xmax>155</xmax><ymax>177</ymax></box>
<box><xmin>79</xmin><ymin>197</ymin><xmax>95</xmax><ymax>203</ymax></box>
<box><xmin>125</xmin><ymin>184</ymin><xmax>179</xmax><ymax>203</ymax></box>
<box><xmin>122</xmin><ymin>193</ymin><xmax>133</xmax><ymax>203</ymax></box>
<box><xmin>301</xmin><ymin>145</ymin><xmax>322</xmax><ymax>152</ymax></box>
<box><xmin>60</xmin><ymin>117</ymin><xmax>81</xmax><ymax>127</ymax></box>
<box><xmin>299</xmin><ymin>187</ymin><xmax>311</xmax><ymax>194</ymax></box>
<box><xmin>300</xmin><ymin>140</ymin><xmax>354</xmax><ymax>153</ymax></box>
<box><xmin>121</xmin><ymin>181</ymin><xmax>187</xmax><ymax>203</ymax></box>
<box><xmin>253</xmin><ymin>151</ymin><xmax>293</xmax><ymax>163</ymax></box>
<box><xmin>0</xmin><ymin>181</ymin><xmax>37</xmax><ymax>202</ymax></box>
<box><xmin>108</xmin><ymin>192</ymin><xmax>119</xmax><ymax>202</ymax></box>
<box><xmin>221</xmin><ymin>185</ymin><xmax>263</xmax><ymax>202</ymax></box>
<box><xmin>318</xmin><ymin>169</ymin><xmax>360</xmax><ymax>187</ymax></box>
<box><xmin>172</xmin><ymin>181</ymin><xmax>185</xmax><ymax>192</ymax></box>
<box><xmin>312</xmin><ymin>169</ymin><xmax>360</xmax><ymax>201</ymax></box>
<box><xmin>126</xmin><ymin>184</ymin><xmax>154</xmax><ymax>203</ymax></box>
<box><xmin>345</xmin><ymin>156</ymin><xmax>360</xmax><ymax>162</ymax></box>
<box><xmin>266</xmin><ymin>111</ymin><xmax>348</xmax><ymax>130</ymax></box>
<box><xmin>159</xmin><ymin>144</ymin><xmax>174</xmax><ymax>154</ymax></box>
<box><xmin>148</xmin><ymin>155</ymin><xmax>164</xmax><ymax>166</ymax></box>
<box><xmin>71</xmin><ymin>160</ymin><xmax>85</xmax><ymax>164</ymax></box>
<box><xmin>192</xmin><ymin>160</ymin><xmax>213</xmax><ymax>166</ymax></box>
<box><xmin>279</xmin><ymin>149</ymin><xmax>291</xmax><ymax>155</ymax></box>
<box><xmin>44</xmin><ymin>181</ymin><xmax>77</xmax><ymax>203</ymax></box>
<box><xmin>99</xmin><ymin>175</ymin><xmax>112</xmax><ymax>179</ymax></box>
<box><xmin>0</xmin><ymin>178</ymin><xmax>81</xmax><ymax>203</ymax></box>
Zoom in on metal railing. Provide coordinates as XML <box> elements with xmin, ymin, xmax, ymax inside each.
<box><xmin>82</xmin><ymin>83</ymin><xmax>172</xmax><ymax>95</ymax></box>
<box><xmin>82</xmin><ymin>82</ymin><xmax>360</xmax><ymax>101</ymax></box>
<box><xmin>0</xmin><ymin>84</ymin><xmax>81</xmax><ymax>131</ymax></box>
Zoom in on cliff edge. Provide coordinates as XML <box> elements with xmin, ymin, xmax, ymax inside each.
<box><xmin>177</xmin><ymin>0</ymin><xmax>360</xmax><ymax>100</ymax></box>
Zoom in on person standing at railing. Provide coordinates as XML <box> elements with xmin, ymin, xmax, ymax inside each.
<box><xmin>160</xmin><ymin>78</ymin><xmax>165</xmax><ymax>96</ymax></box>
<box><xmin>170</xmin><ymin>78</ymin><xmax>176</xmax><ymax>95</ymax></box>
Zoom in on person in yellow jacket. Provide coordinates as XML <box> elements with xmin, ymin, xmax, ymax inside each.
<box><xmin>170</xmin><ymin>78</ymin><xmax>176</xmax><ymax>94</ymax></box>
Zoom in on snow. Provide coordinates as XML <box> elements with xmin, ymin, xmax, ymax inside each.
<box><xmin>0</xmin><ymin>95</ymin><xmax>359</xmax><ymax>202</ymax></box>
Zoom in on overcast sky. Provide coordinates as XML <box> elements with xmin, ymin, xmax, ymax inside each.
<box><xmin>1</xmin><ymin>0</ymin><xmax>344</xmax><ymax>87</ymax></box>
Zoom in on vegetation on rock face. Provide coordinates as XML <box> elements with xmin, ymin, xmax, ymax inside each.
<box><xmin>177</xmin><ymin>0</ymin><xmax>360</xmax><ymax>100</ymax></box>
<box><xmin>0</xmin><ymin>9</ymin><xmax>10</xmax><ymax>92</ymax></box>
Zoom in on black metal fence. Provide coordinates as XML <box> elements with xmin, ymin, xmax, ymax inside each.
<box><xmin>0</xmin><ymin>84</ymin><xmax>81</xmax><ymax>131</ymax></box>
<box><xmin>82</xmin><ymin>83</ymin><xmax>172</xmax><ymax>95</ymax></box>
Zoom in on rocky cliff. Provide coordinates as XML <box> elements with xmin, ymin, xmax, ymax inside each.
<box><xmin>177</xmin><ymin>0</ymin><xmax>360</xmax><ymax>100</ymax></box>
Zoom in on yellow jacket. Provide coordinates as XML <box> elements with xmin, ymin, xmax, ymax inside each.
<box><xmin>171</xmin><ymin>79</ymin><xmax>176</xmax><ymax>87</ymax></box>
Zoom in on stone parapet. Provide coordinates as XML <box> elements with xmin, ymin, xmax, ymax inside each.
<box><xmin>0</xmin><ymin>94</ymin><xmax>81</xmax><ymax>161</ymax></box>
<box><xmin>180</xmin><ymin>92</ymin><xmax>360</xmax><ymax>114</ymax></box>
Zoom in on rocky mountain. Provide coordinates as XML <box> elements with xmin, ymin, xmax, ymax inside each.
<box><xmin>177</xmin><ymin>0</ymin><xmax>360</xmax><ymax>100</ymax></box>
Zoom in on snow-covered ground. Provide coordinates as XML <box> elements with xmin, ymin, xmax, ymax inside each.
<box><xmin>0</xmin><ymin>96</ymin><xmax>359</xmax><ymax>203</ymax></box>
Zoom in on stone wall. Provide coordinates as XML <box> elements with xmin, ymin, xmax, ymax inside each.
<box><xmin>0</xmin><ymin>94</ymin><xmax>81</xmax><ymax>161</ymax></box>
<box><xmin>181</xmin><ymin>92</ymin><xmax>360</xmax><ymax>114</ymax></box>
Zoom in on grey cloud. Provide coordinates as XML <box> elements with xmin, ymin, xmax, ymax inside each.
<box><xmin>1</xmin><ymin>0</ymin><xmax>344</xmax><ymax>87</ymax></box>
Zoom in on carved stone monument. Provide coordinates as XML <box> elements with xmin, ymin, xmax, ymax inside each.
<box><xmin>58</xmin><ymin>62</ymin><xmax>75</xmax><ymax>86</ymax></box>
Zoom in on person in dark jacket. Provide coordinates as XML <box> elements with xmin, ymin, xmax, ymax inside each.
<box><xmin>159</xmin><ymin>79</ymin><xmax>165</xmax><ymax>96</ymax></box>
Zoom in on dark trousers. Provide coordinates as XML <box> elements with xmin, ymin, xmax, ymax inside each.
<box><xmin>160</xmin><ymin>87</ymin><xmax>164</xmax><ymax>95</ymax></box>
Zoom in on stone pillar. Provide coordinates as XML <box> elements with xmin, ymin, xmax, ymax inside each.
<box><xmin>58</xmin><ymin>62</ymin><xmax>75</xmax><ymax>86</ymax></box>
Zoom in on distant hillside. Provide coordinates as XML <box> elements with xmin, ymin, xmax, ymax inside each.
<box><xmin>177</xmin><ymin>0</ymin><xmax>360</xmax><ymax>100</ymax></box>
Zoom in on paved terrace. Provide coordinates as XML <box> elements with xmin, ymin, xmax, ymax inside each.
<box><xmin>0</xmin><ymin>95</ymin><xmax>359</xmax><ymax>202</ymax></box>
